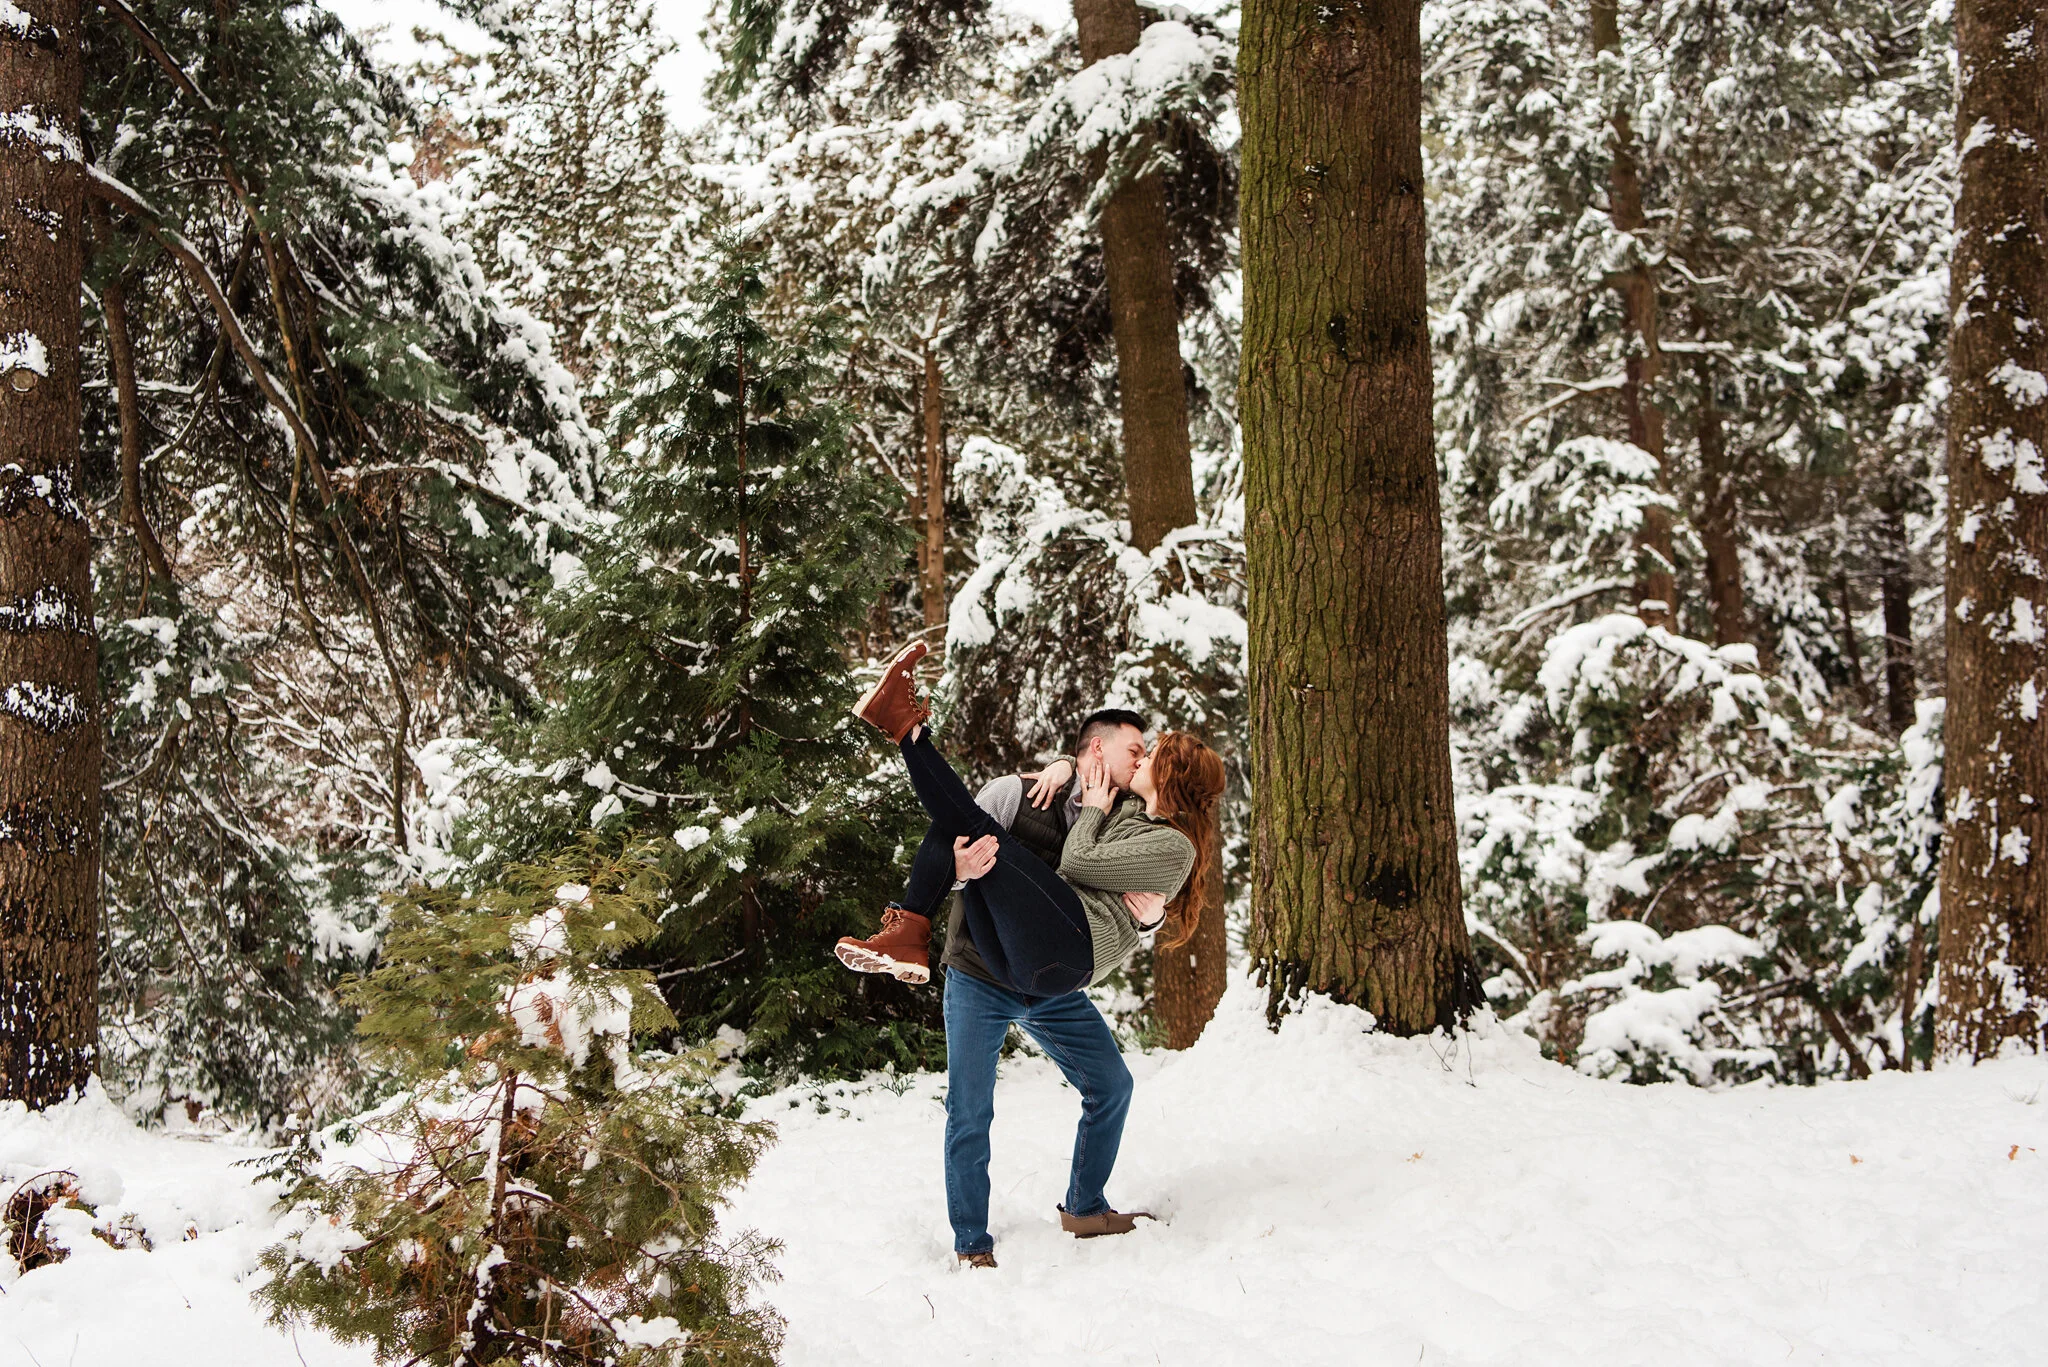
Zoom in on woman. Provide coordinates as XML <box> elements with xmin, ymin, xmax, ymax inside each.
<box><xmin>837</xmin><ymin>641</ymin><xmax>1225</xmax><ymax>997</ymax></box>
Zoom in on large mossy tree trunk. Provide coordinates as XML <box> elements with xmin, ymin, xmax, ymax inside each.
<box><xmin>1072</xmin><ymin>0</ymin><xmax>1198</xmax><ymax>553</ymax></box>
<box><xmin>1239</xmin><ymin>0</ymin><xmax>1480</xmax><ymax>1034</ymax></box>
<box><xmin>1152</xmin><ymin>841</ymin><xmax>1227</xmax><ymax>1048</ymax></box>
<box><xmin>0</xmin><ymin>0</ymin><xmax>101</xmax><ymax>1107</ymax></box>
<box><xmin>1937</xmin><ymin>0</ymin><xmax>2047</xmax><ymax>1060</ymax></box>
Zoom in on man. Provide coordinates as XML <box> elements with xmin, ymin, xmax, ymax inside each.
<box><xmin>935</xmin><ymin>708</ymin><xmax>1159</xmax><ymax>1268</ymax></box>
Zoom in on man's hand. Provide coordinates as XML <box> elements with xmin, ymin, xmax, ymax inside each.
<box><xmin>1022</xmin><ymin>758</ymin><xmax>1075</xmax><ymax>809</ymax></box>
<box><xmin>1076</xmin><ymin>749</ymin><xmax>1118</xmax><ymax>812</ymax></box>
<box><xmin>1123</xmin><ymin>891</ymin><xmax>1167</xmax><ymax>929</ymax></box>
<box><xmin>953</xmin><ymin>834</ymin><xmax>998</xmax><ymax>881</ymax></box>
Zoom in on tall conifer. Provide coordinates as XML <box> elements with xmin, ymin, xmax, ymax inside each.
<box><xmin>1239</xmin><ymin>0</ymin><xmax>1481</xmax><ymax>1032</ymax></box>
<box><xmin>1937</xmin><ymin>0</ymin><xmax>2046</xmax><ymax>1059</ymax></box>
<box><xmin>0</xmin><ymin>0</ymin><xmax>100</xmax><ymax>1107</ymax></box>
<box><xmin>471</xmin><ymin>241</ymin><xmax>940</xmax><ymax>1077</ymax></box>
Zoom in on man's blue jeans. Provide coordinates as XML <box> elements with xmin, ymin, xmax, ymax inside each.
<box><xmin>942</xmin><ymin>969</ymin><xmax>1133</xmax><ymax>1255</ymax></box>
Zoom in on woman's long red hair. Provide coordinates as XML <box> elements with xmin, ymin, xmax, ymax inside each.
<box><xmin>1149</xmin><ymin>732</ymin><xmax>1226</xmax><ymax>951</ymax></box>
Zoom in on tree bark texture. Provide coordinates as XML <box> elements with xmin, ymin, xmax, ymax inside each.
<box><xmin>1592</xmin><ymin>0</ymin><xmax>1675</xmax><ymax>624</ymax></box>
<box><xmin>1151</xmin><ymin>839</ymin><xmax>1227</xmax><ymax>1048</ymax></box>
<box><xmin>1694</xmin><ymin>358</ymin><xmax>1745</xmax><ymax>646</ymax></box>
<box><xmin>0</xmin><ymin>0</ymin><xmax>102</xmax><ymax>1107</ymax></box>
<box><xmin>1937</xmin><ymin>0</ymin><xmax>2048</xmax><ymax>1060</ymax></box>
<box><xmin>918</xmin><ymin>338</ymin><xmax>947</xmax><ymax>631</ymax></box>
<box><xmin>1239</xmin><ymin>0</ymin><xmax>1481</xmax><ymax>1034</ymax></box>
<box><xmin>1073</xmin><ymin>0</ymin><xmax>1198</xmax><ymax>552</ymax></box>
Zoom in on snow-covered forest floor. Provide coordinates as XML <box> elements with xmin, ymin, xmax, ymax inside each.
<box><xmin>7</xmin><ymin>977</ymin><xmax>2045</xmax><ymax>1367</ymax></box>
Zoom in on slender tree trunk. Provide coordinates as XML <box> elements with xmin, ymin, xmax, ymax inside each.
<box><xmin>1152</xmin><ymin>839</ymin><xmax>1226</xmax><ymax>1048</ymax></box>
<box><xmin>1592</xmin><ymin>0</ymin><xmax>1674</xmax><ymax>624</ymax></box>
<box><xmin>1836</xmin><ymin>568</ymin><xmax>1872</xmax><ymax>707</ymax></box>
<box><xmin>1877</xmin><ymin>496</ymin><xmax>1917</xmax><ymax>734</ymax></box>
<box><xmin>1072</xmin><ymin>0</ymin><xmax>1198</xmax><ymax>552</ymax></box>
<box><xmin>1693</xmin><ymin>357</ymin><xmax>1745</xmax><ymax>645</ymax></box>
<box><xmin>0</xmin><ymin>0</ymin><xmax>101</xmax><ymax>1107</ymax></box>
<box><xmin>1938</xmin><ymin>0</ymin><xmax>2048</xmax><ymax>1060</ymax></box>
<box><xmin>97</xmin><ymin>257</ymin><xmax>173</xmax><ymax>602</ymax></box>
<box><xmin>918</xmin><ymin>336</ymin><xmax>947</xmax><ymax>631</ymax></box>
<box><xmin>1240</xmin><ymin>0</ymin><xmax>1481</xmax><ymax>1033</ymax></box>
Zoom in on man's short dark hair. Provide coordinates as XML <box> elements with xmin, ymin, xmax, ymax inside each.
<box><xmin>1075</xmin><ymin>708</ymin><xmax>1149</xmax><ymax>754</ymax></box>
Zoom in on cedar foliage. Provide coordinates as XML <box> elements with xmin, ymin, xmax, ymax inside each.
<box><xmin>257</xmin><ymin>840</ymin><xmax>782</xmax><ymax>1367</ymax></box>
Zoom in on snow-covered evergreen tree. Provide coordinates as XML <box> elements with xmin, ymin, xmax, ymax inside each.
<box><xmin>409</xmin><ymin>0</ymin><xmax>699</xmax><ymax>402</ymax></box>
<box><xmin>459</xmin><ymin>241</ymin><xmax>941</xmax><ymax>1079</ymax></box>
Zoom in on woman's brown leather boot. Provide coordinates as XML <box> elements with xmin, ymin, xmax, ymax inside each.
<box><xmin>851</xmin><ymin>639</ymin><xmax>931</xmax><ymax>743</ymax></box>
<box><xmin>834</xmin><ymin>906</ymin><xmax>932</xmax><ymax>984</ymax></box>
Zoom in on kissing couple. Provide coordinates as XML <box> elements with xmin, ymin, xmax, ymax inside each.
<box><xmin>834</xmin><ymin>639</ymin><xmax>1225</xmax><ymax>1268</ymax></box>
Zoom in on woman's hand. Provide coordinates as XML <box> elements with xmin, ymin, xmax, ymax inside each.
<box><xmin>1022</xmin><ymin>758</ymin><xmax>1074</xmax><ymax>809</ymax></box>
<box><xmin>1077</xmin><ymin>749</ymin><xmax>1118</xmax><ymax>812</ymax></box>
<box><xmin>1123</xmin><ymin>891</ymin><xmax>1166</xmax><ymax>929</ymax></box>
<box><xmin>953</xmin><ymin>835</ymin><xmax>998</xmax><ymax>881</ymax></box>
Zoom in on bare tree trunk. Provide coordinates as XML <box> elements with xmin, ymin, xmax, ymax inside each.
<box><xmin>1836</xmin><ymin>568</ymin><xmax>1872</xmax><ymax>707</ymax></box>
<box><xmin>918</xmin><ymin>336</ymin><xmax>947</xmax><ymax>631</ymax></box>
<box><xmin>1240</xmin><ymin>0</ymin><xmax>1481</xmax><ymax>1033</ymax></box>
<box><xmin>1937</xmin><ymin>0</ymin><xmax>2048</xmax><ymax>1060</ymax></box>
<box><xmin>1592</xmin><ymin>0</ymin><xmax>1674</xmax><ymax>625</ymax></box>
<box><xmin>1072</xmin><ymin>0</ymin><xmax>1198</xmax><ymax>552</ymax></box>
<box><xmin>1877</xmin><ymin>497</ymin><xmax>1916</xmax><ymax>734</ymax></box>
<box><xmin>0</xmin><ymin>0</ymin><xmax>101</xmax><ymax>1108</ymax></box>
<box><xmin>1694</xmin><ymin>357</ymin><xmax>1745</xmax><ymax>645</ymax></box>
<box><xmin>1152</xmin><ymin>840</ymin><xmax>1226</xmax><ymax>1048</ymax></box>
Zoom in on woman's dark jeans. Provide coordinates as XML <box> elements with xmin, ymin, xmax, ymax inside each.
<box><xmin>896</xmin><ymin>731</ymin><xmax>1093</xmax><ymax>997</ymax></box>
<box><xmin>898</xmin><ymin>823</ymin><xmax>961</xmax><ymax>920</ymax></box>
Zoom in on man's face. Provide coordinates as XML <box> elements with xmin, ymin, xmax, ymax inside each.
<box><xmin>1090</xmin><ymin>724</ymin><xmax>1147</xmax><ymax>792</ymax></box>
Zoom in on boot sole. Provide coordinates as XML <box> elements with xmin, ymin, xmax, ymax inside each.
<box><xmin>850</xmin><ymin>642</ymin><xmax>927</xmax><ymax>736</ymax></box>
<box><xmin>835</xmin><ymin>941</ymin><xmax>931</xmax><ymax>984</ymax></box>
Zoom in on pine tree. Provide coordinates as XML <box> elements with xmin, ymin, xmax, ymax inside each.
<box><xmin>1936</xmin><ymin>0</ymin><xmax>2047</xmax><ymax>1060</ymax></box>
<box><xmin>257</xmin><ymin>840</ymin><xmax>782</xmax><ymax>1367</ymax></box>
<box><xmin>1239</xmin><ymin>0</ymin><xmax>1481</xmax><ymax>1033</ymax></box>
<box><xmin>0</xmin><ymin>0</ymin><xmax>101</xmax><ymax>1108</ymax></box>
<box><xmin>467</xmin><ymin>240</ymin><xmax>941</xmax><ymax>1079</ymax></box>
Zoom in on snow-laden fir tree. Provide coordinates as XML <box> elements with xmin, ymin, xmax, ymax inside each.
<box><xmin>460</xmin><ymin>239</ymin><xmax>941</xmax><ymax>1079</ymax></box>
<box><xmin>409</xmin><ymin>0</ymin><xmax>698</xmax><ymax>404</ymax></box>
<box><xmin>257</xmin><ymin>840</ymin><xmax>781</xmax><ymax>1367</ymax></box>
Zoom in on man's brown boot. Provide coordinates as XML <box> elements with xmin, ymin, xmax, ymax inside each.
<box><xmin>1058</xmin><ymin>1205</ymin><xmax>1155</xmax><ymax>1238</ymax></box>
<box><xmin>851</xmin><ymin>640</ymin><xmax>931</xmax><ymax>744</ymax></box>
<box><xmin>957</xmin><ymin>1251</ymin><xmax>997</xmax><ymax>1269</ymax></box>
<box><xmin>834</xmin><ymin>906</ymin><xmax>932</xmax><ymax>984</ymax></box>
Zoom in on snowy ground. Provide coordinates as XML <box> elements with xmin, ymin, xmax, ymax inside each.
<box><xmin>5</xmin><ymin>979</ymin><xmax>2045</xmax><ymax>1366</ymax></box>
<box><xmin>0</xmin><ymin>1087</ymin><xmax>361</xmax><ymax>1367</ymax></box>
<box><xmin>732</xmin><ymin>982</ymin><xmax>2048</xmax><ymax>1367</ymax></box>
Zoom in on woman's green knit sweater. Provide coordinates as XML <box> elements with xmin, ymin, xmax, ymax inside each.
<box><xmin>1057</xmin><ymin>798</ymin><xmax>1197</xmax><ymax>986</ymax></box>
